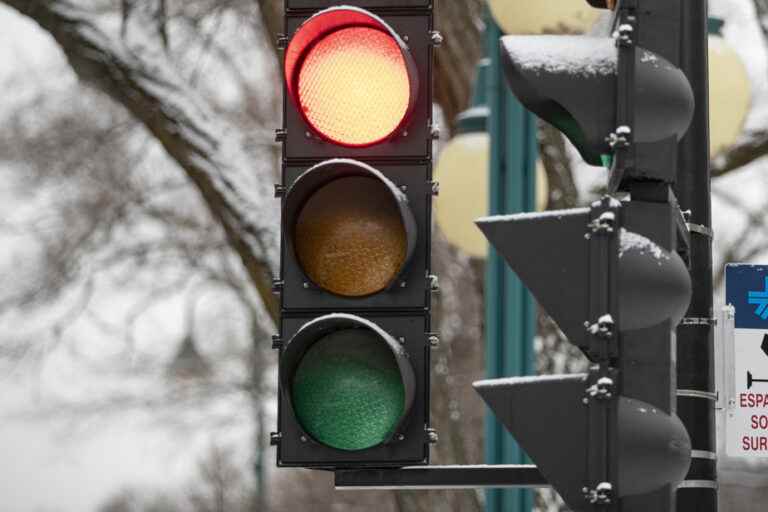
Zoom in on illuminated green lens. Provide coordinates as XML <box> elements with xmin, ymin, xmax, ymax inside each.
<box><xmin>291</xmin><ymin>328</ymin><xmax>405</xmax><ymax>451</ymax></box>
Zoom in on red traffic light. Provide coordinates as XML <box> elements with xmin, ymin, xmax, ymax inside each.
<box><xmin>284</xmin><ymin>7</ymin><xmax>419</xmax><ymax>147</ymax></box>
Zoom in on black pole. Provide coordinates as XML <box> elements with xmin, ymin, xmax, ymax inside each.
<box><xmin>675</xmin><ymin>1</ymin><xmax>718</xmax><ymax>511</ymax></box>
<box><xmin>335</xmin><ymin>465</ymin><xmax>548</xmax><ymax>490</ymax></box>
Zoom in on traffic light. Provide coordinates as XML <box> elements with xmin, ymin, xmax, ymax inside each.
<box><xmin>274</xmin><ymin>1</ymin><xmax>436</xmax><ymax>469</ymax></box>
<box><xmin>474</xmin><ymin>1</ymin><xmax>695</xmax><ymax>510</ymax></box>
<box><xmin>500</xmin><ymin>0</ymin><xmax>693</xmax><ymax>192</ymax></box>
<box><xmin>475</xmin><ymin>198</ymin><xmax>692</xmax><ymax>511</ymax></box>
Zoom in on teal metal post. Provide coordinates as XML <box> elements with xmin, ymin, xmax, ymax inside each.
<box><xmin>484</xmin><ymin>17</ymin><xmax>537</xmax><ymax>512</ymax></box>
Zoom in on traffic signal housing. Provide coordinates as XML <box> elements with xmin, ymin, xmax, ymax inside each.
<box><xmin>474</xmin><ymin>1</ymin><xmax>696</xmax><ymax>509</ymax></box>
<box><xmin>274</xmin><ymin>1</ymin><xmax>436</xmax><ymax>469</ymax></box>
<box><xmin>475</xmin><ymin>197</ymin><xmax>693</xmax><ymax>511</ymax></box>
<box><xmin>500</xmin><ymin>0</ymin><xmax>694</xmax><ymax>191</ymax></box>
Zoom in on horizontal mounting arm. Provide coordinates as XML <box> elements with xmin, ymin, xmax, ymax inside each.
<box><xmin>335</xmin><ymin>464</ymin><xmax>548</xmax><ymax>490</ymax></box>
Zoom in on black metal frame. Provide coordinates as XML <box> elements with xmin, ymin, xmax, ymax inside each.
<box><xmin>335</xmin><ymin>465</ymin><xmax>547</xmax><ymax>490</ymax></box>
<box><xmin>275</xmin><ymin>1</ymin><xmax>436</xmax><ymax>471</ymax></box>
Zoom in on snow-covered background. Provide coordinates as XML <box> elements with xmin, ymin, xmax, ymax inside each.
<box><xmin>0</xmin><ymin>4</ymin><xmax>276</xmax><ymax>510</ymax></box>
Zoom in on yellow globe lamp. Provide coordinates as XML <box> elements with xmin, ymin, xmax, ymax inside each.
<box><xmin>487</xmin><ymin>0</ymin><xmax>602</xmax><ymax>35</ymax></box>
<box><xmin>708</xmin><ymin>18</ymin><xmax>751</xmax><ymax>158</ymax></box>
<box><xmin>434</xmin><ymin>107</ymin><xmax>549</xmax><ymax>259</ymax></box>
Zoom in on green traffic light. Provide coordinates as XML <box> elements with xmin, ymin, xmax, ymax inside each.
<box><xmin>291</xmin><ymin>328</ymin><xmax>405</xmax><ymax>451</ymax></box>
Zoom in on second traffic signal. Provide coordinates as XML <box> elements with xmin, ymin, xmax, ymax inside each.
<box><xmin>476</xmin><ymin>197</ymin><xmax>693</xmax><ymax>511</ymax></box>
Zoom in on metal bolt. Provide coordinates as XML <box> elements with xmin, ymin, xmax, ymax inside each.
<box><xmin>305</xmin><ymin>131</ymin><xmax>312</xmax><ymax>139</ymax></box>
<box><xmin>397</xmin><ymin>434</ymin><xmax>405</xmax><ymax>441</ymax></box>
<box><xmin>400</xmin><ymin>281</ymin><xmax>407</xmax><ymax>288</ymax></box>
<box><xmin>303</xmin><ymin>282</ymin><xmax>310</xmax><ymax>289</ymax></box>
<box><xmin>430</xmin><ymin>31</ymin><xmax>444</xmax><ymax>47</ymax></box>
<box><xmin>428</xmin><ymin>335</ymin><xmax>440</xmax><ymax>348</ymax></box>
<box><xmin>398</xmin><ymin>337</ymin><xmax>406</xmax><ymax>345</ymax></box>
<box><xmin>427</xmin><ymin>430</ymin><xmax>439</xmax><ymax>444</ymax></box>
<box><xmin>300</xmin><ymin>435</ymin><xmax>308</xmax><ymax>443</ymax></box>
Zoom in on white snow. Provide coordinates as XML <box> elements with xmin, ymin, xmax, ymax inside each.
<box><xmin>502</xmin><ymin>35</ymin><xmax>617</xmax><ymax>77</ymax></box>
<box><xmin>477</xmin><ymin>207</ymin><xmax>590</xmax><ymax>224</ymax></box>
<box><xmin>619</xmin><ymin>228</ymin><xmax>669</xmax><ymax>261</ymax></box>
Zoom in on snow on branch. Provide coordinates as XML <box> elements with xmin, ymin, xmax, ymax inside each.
<box><xmin>712</xmin><ymin>129</ymin><xmax>768</xmax><ymax>177</ymax></box>
<box><xmin>121</xmin><ymin>0</ymin><xmax>169</xmax><ymax>51</ymax></box>
<box><xmin>3</xmin><ymin>0</ymin><xmax>280</xmax><ymax>322</ymax></box>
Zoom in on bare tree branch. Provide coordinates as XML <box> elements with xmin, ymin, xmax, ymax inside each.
<box><xmin>538</xmin><ymin>122</ymin><xmax>579</xmax><ymax>209</ymax></box>
<box><xmin>754</xmin><ymin>0</ymin><xmax>768</xmax><ymax>40</ymax></box>
<box><xmin>121</xmin><ymin>0</ymin><xmax>169</xmax><ymax>50</ymax></box>
<box><xmin>711</xmin><ymin>130</ymin><xmax>768</xmax><ymax>177</ymax></box>
<box><xmin>255</xmin><ymin>0</ymin><xmax>283</xmax><ymax>57</ymax></box>
<box><xmin>711</xmin><ymin>0</ymin><xmax>768</xmax><ymax>176</ymax></box>
<box><xmin>434</xmin><ymin>0</ymin><xmax>484</xmax><ymax>127</ymax></box>
<box><xmin>3</xmin><ymin>0</ymin><xmax>279</xmax><ymax>323</ymax></box>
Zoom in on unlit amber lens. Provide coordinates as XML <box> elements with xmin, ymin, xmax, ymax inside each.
<box><xmin>297</xmin><ymin>26</ymin><xmax>411</xmax><ymax>147</ymax></box>
<box><xmin>295</xmin><ymin>176</ymin><xmax>406</xmax><ymax>297</ymax></box>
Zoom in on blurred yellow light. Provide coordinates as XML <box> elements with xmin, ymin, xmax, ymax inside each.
<box><xmin>434</xmin><ymin>132</ymin><xmax>548</xmax><ymax>258</ymax></box>
<box><xmin>488</xmin><ymin>0</ymin><xmax>601</xmax><ymax>35</ymax></box>
<box><xmin>709</xmin><ymin>34</ymin><xmax>751</xmax><ymax>158</ymax></box>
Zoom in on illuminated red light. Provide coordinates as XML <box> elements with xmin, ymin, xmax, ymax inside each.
<box><xmin>298</xmin><ymin>27</ymin><xmax>410</xmax><ymax>147</ymax></box>
<box><xmin>285</xmin><ymin>7</ymin><xmax>418</xmax><ymax>147</ymax></box>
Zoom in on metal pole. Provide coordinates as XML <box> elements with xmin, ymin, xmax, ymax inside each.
<box><xmin>675</xmin><ymin>1</ymin><xmax>718</xmax><ymax>510</ymax></box>
<box><xmin>336</xmin><ymin>465</ymin><xmax>548</xmax><ymax>490</ymax></box>
<box><xmin>484</xmin><ymin>15</ymin><xmax>536</xmax><ymax>512</ymax></box>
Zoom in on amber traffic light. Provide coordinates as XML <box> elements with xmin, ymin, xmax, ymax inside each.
<box><xmin>286</xmin><ymin>160</ymin><xmax>417</xmax><ymax>298</ymax></box>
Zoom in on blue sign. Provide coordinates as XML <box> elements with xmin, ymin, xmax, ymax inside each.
<box><xmin>726</xmin><ymin>264</ymin><xmax>768</xmax><ymax>329</ymax></box>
